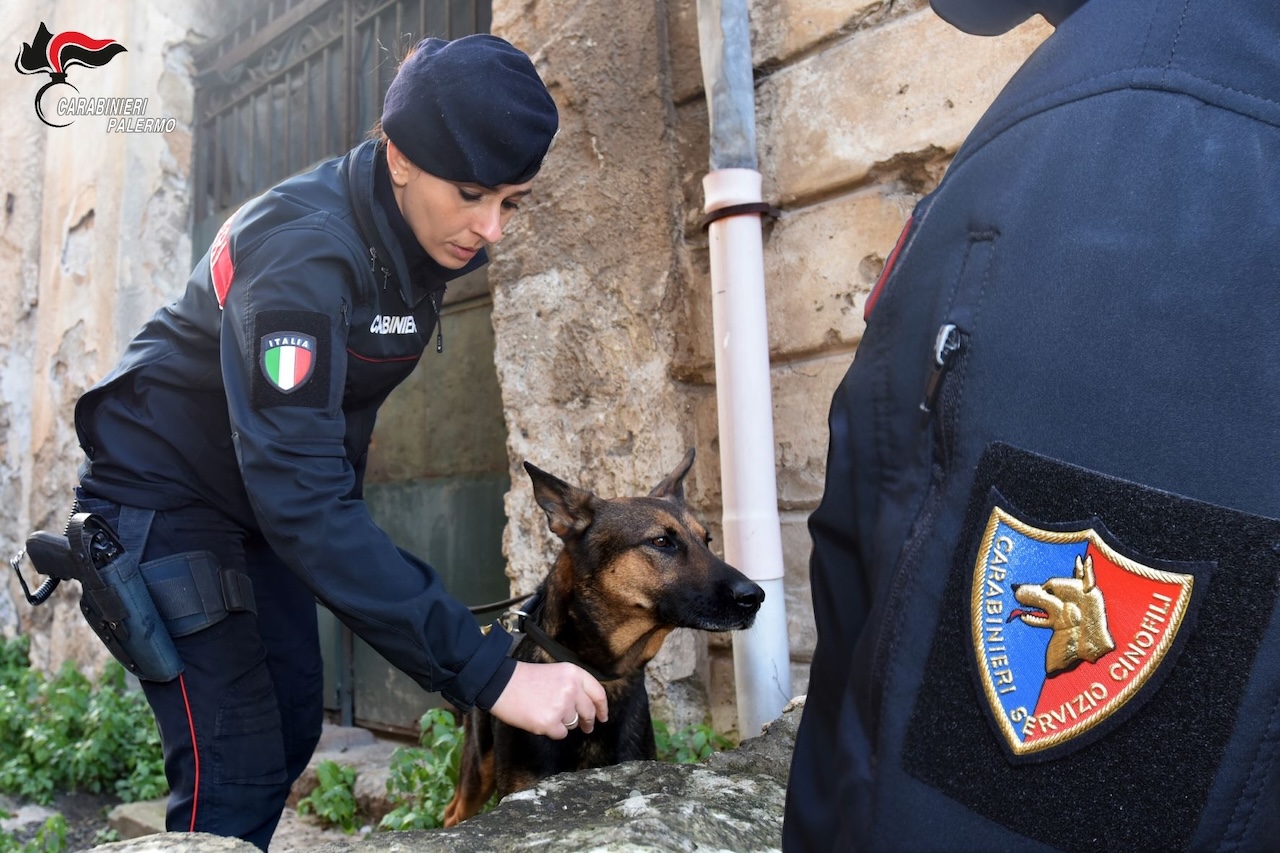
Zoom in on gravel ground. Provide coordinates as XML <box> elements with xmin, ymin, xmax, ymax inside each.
<box><xmin>1</xmin><ymin>790</ymin><xmax>123</xmax><ymax>851</ymax></box>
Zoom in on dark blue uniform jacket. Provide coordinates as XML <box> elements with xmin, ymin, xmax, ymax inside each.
<box><xmin>74</xmin><ymin>139</ymin><xmax>515</xmax><ymax>712</ymax></box>
<box><xmin>786</xmin><ymin>0</ymin><xmax>1280</xmax><ymax>849</ymax></box>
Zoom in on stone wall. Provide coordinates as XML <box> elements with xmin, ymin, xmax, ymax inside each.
<box><xmin>0</xmin><ymin>0</ymin><xmax>247</xmax><ymax>676</ymax></box>
<box><xmin>490</xmin><ymin>0</ymin><xmax>1050</xmax><ymax>735</ymax></box>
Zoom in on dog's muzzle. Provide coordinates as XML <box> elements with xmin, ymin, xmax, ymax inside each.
<box><xmin>733</xmin><ymin>578</ymin><xmax>766</xmax><ymax>615</ymax></box>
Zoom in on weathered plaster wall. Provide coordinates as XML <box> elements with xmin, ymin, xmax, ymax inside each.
<box><xmin>0</xmin><ymin>1</ymin><xmax>56</xmax><ymax>652</ymax></box>
<box><xmin>0</xmin><ymin>0</ymin><xmax>246</xmax><ymax>676</ymax></box>
<box><xmin>489</xmin><ymin>0</ymin><xmax>1050</xmax><ymax>736</ymax></box>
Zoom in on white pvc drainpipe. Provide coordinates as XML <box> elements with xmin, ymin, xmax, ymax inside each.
<box><xmin>697</xmin><ymin>0</ymin><xmax>793</xmax><ymax>738</ymax></box>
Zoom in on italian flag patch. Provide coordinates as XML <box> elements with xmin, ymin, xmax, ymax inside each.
<box><xmin>260</xmin><ymin>332</ymin><xmax>316</xmax><ymax>393</ymax></box>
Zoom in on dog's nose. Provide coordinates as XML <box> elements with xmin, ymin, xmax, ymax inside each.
<box><xmin>732</xmin><ymin>578</ymin><xmax>765</xmax><ymax>611</ymax></box>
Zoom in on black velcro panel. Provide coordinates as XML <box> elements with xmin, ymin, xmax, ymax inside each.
<box><xmin>251</xmin><ymin>310</ymin><xmax>331</xmax><ymax>410</ymax></box>
<box><xmin>903</xmin><ymin>442</ymin><xmax>1280</xmax><ymax>851</ymax></box>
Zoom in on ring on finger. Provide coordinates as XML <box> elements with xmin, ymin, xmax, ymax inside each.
<box><xmin>566</xmin><ymin>713</ymin><xmax>579</xmax><ymax>730</ymax></box>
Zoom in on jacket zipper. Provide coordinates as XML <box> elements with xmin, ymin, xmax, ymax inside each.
<box><xmin>920</xmin><ymin>324</ymin><xmax>962</xmax><ymax>414</ymax></box>
<box><xmin>368</xmin><ymin>247</ymin><xmax>389</xmax><ymax>291</ymax></box>
<box><xmin>369</xmin><ymin>245</ymin><xmax>444</xmax><ymax>354</ymax></box>
<box><xmin>868</xmin><ymin>323</ymin><xmax>968</xmax><ymax>742</ymax></box>
<box><xmin>428</xmin><ymin>291</ymin><xmax>443</xmax><ymax>354</ymax></box>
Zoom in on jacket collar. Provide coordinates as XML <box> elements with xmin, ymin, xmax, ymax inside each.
<box><xmin>340</xmin><ymin>138</ymin><xmax>486</xmax><ymax>308</ymax></box>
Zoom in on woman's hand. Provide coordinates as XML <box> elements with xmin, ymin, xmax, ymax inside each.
<box><xmin>489</xmin><ymin>661</ymin><xmax>609</xmax><ymax>739</ymax></box>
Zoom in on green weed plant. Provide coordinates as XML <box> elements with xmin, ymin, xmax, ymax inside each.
<box><xmin>653</xmin><ymin>719</ymin><xmax>736</xmax><ymax>764</ymax></box>
<box><xmin>296</xmin><ymin>760</ymin><xmax>359</xmax><ymax>834</ymax></box>
<box><xmin>378</xmin><ymin>708</ymin><xmax>471</xmax><ymax>831</ymax></box>
<box><xmin>0</xmin><ymin>814</ymin><xmax>67</xmax><ymax>853</ymax></box>
<box><xmin>295</xmin><ymin>709</ymin><xmax>477</xmax><ymax>834</ymax></box>
<box><xmin>0</xmin><ymin>636</ymin><xmax>166</xmax><ymax>805</ymax></box>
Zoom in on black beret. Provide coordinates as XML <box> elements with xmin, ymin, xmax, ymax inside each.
<box><xmin>381</xmin><ymin>34</ymin><xmax>559</xmax><ymax>188</ymax></box>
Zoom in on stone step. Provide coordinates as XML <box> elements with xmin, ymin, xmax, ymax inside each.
<box><xmin>107</xmin><ymin>724</ymin><xmax>404</xmax><ymax>846</ymax></box>
<box><xmin>107</xmin><ymin>798</ymin><xmax>166</xmax><ymax>840</ymax></box>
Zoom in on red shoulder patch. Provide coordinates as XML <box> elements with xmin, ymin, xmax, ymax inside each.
<box><xmin>210</xmin><ymin>214</ymin><xmax>236</xmax><ymax>308</ymax></box>
<box><xmin>864</xmin><ymin>214</ymin><xmax>913</xmax><ymax>322</ymax></box>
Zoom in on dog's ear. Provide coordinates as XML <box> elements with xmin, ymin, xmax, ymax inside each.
<box><xmin>1075</xmin><ymin>554</ymin><xmax>1097</xmax><ymax>592</ymax></box>
<box><xmin>649</xmin><ymin>447</ymin><xmax>696</xmax><ymax>503</ymax></box>
<box><xmin>524</xmin><ymin>461</ymin><xmax>596</xmax><ymax>538</ymax></box>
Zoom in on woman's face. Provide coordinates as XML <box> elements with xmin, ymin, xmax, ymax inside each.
<box><xmin>386</xmin><ymin>141</ymin><xmax>533</xmax><ymax>269</ymax></box>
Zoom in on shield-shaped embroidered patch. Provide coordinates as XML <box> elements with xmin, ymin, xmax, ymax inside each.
<box><xmin>971</xmin><ymin>501</ymin><xmax>1196</xmax><ymax>761</ymax></box>
<box><xmin>259</xmin><ymin>332</ymin><xmax>316</xmax><ymax>393</ymax></box>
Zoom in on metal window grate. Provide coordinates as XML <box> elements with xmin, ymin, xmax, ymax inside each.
<box><xmin>190</xmin><ymin>0</ymin><xmax>491</xmax><ymax>261</ymax></box>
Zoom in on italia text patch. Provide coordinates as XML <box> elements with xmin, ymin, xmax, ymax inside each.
<box><xmin>972</xmin><ymin>500</ymin><xmax>1197</xmax><ymax>762</ymax></box>
<box><xmin>260</xmin><ymin>332</ymin><xmax>316</xmax><ymax>393</ymax></box>
<box><xmin>252</xmin><ymin>310</ymin><xmax>330</xmax><ymax>409</ymax></box>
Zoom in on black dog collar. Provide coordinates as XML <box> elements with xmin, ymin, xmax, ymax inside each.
<box><xmin>510</xmin><ymin>592</ymin><xmax>622</xmax><ymax>683</ymax></box>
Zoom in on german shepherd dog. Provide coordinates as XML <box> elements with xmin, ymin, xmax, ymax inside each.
<box><xmin>442</xmin><ymin>449</ymin><xmax>765</xmax><ymax>826</ymax></box>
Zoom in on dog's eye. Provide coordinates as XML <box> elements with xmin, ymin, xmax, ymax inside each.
<box><xmin>650</xmin><ymin>536</ymin><xmax>674</xmax><ymax>549</ymax></box>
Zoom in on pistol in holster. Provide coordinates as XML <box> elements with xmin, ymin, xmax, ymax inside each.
<box><xmin>12</xmin><ymin>510</ymin><xmax>184</xmax><ymax>682</ymax></box>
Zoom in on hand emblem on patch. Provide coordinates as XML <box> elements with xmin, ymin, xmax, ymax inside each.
<box><xmin>972</xmin><ymin>500</ymin><xmax>1196</xmax><ymax>760</ymax></box>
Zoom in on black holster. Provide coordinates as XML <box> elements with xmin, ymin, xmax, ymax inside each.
<box><xmin>22</xmin><ymin>508</ymin><xmax>182</xmax><ymax>681</ymax></box>
<box><xmin>15</xmin><ymin>506</ymin><xmax>257</xmax><ymax>682</ymax></box>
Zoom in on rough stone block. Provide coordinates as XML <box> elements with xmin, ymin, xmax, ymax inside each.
<box><xmin>673</xmin><ymin>98</ymin><xmax>711</xmax><ymax>236</ymax></box>
<box><xmin>96</xmin><ymin>833</ymin><xmax>258</xmax><ymax>853</ymax></box>
<box><xmin>680</xmin><ymin>186</ymin><xmax>917</xmax><ymax>371</ymax></box>
<box><xmin>752</xmin><ymin>0</ymin><xmax>900</xmax><ymax>68</ymax></box>
<box><xmin>790</xmin><ymin>659</ymin><xmax>811</xmax><ymax>700</ymax></box>
<box><xmin>758</xmin><ymin>11</ymin><xmax>1050</xmax><ymax>204</ymax></box>
<box><xmin>772</xmin><ymin>355</ymin><xmax>854</xmax><ymax>508</ymax></box>
<box><xmin>764</xmin><ymin>190</ymin><xmax>916</xmax><ymax>356</ymax></box>
<box><xmin>781</xmin><ymin>511</ymin><xmax>817</xmax><ymax>656</ymax></box>
<box><xmin>693</xmin><ymin>352</ymin><xmax>851</xmax><ymax>511</ymax></box>
<box><xmin>0</xmin><ymin>802</ymin><xmax>60</xmax><ymax>836</ymax></box>
<box><xmin>668</xmin><ymin>0</ymin><xmax>910</xmax><ymax>105</ymax></box>
<box><xmin>666</xmin><ymin>0</ymin><xmax>705</xmax><ymax>105</ymax></box>
<box><xmin>708</xmin><ymin>693</ymin><xmax>805</xmax><ymax>783</ymax></box>
<box><xmin>108</xmin><ymin>798</ymin><xmax>167</xmax><ymax>841</ymax></box>
<box><xmin>313</xmin><ymin>723</ymin><xmax>377</xmax><ymax>753</ymax></box>
<box><xmin>646</xmin><ymin>627</ymin><xmax>708</xmax><ymax>729</ymax></box>
<box><xmin>708</xmin><ymin>646</ymin><xmax>742</xmax><ymax>738</ymax></box>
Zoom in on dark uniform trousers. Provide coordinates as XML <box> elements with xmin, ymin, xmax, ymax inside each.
<box><xmin>75</xmin><ymin>490</ymin><xmax>324</xmax><ymax>851</ymax></box>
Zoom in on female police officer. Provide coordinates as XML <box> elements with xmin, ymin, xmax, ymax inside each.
<box><xmin>70</xmin><ymin>34</ymin><xmax>606</xmax><ymax>849</ymax></box>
